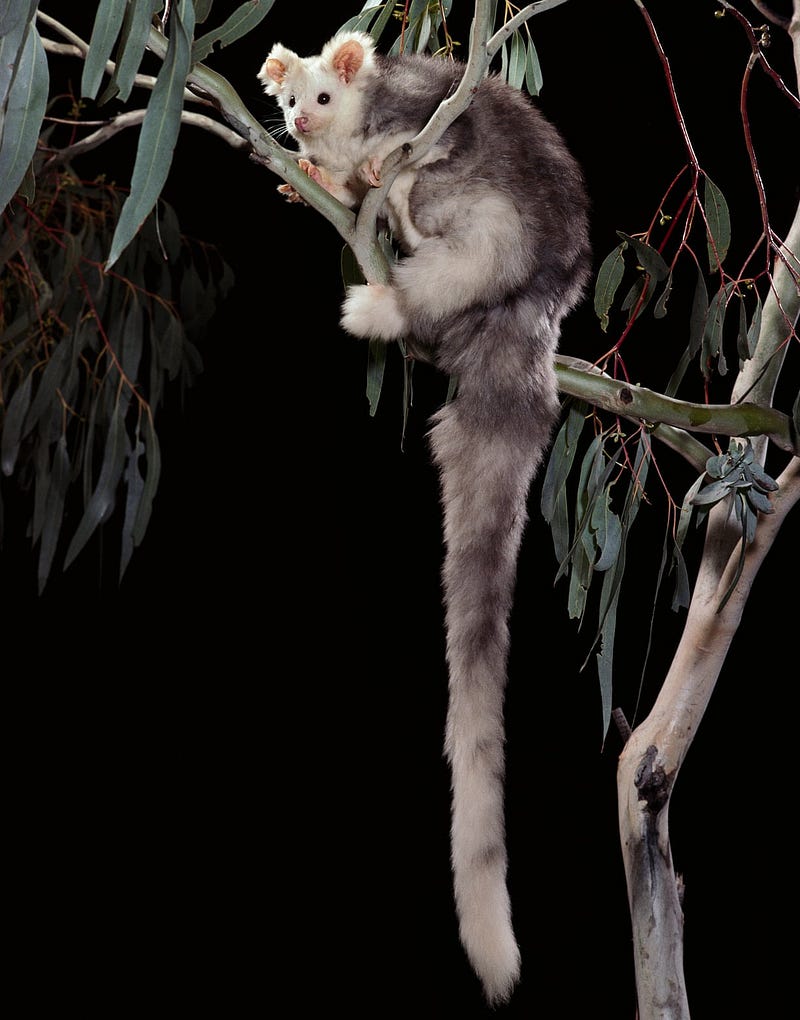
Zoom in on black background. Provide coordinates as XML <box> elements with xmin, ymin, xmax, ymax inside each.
<box><xmin>6</xmin><ymin>1</ymin><xmax>798</xmax><ymax>1015</ymax></box>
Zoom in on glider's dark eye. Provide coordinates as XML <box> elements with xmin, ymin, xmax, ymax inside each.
<box><xmin>288</xmin><ymin>95</ymin><xmax>296</xmax><ymax>108</ymax></box>
<box><xmin>318</xmin><ymin>93</ymin><xmax>330</xmax><ymax>105</ymax></box>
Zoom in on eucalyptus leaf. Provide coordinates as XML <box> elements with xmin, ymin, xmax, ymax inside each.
<box><xmin>670</xmin><ymin>538</ymin><xmax>691</xmax><ymax>611</ymax></box>
<box><xmin>0</xmin><ymin>20</ymin><xmax>48</xmax><ymax>214</ymax></box>
<box><xmin>64</xmin><ymin>402</ymin><xmax>130</xmax><ymax>569</ymax></box>
<box><xmin>106</xmin><ymin>0</ymin><xmax>195</xmax><ymax>269</ymax></box>
<box><xmin>37</xmin><ymin>435</ymin><xmax>70</xmax><ymax>593</ymax></box>
<box><xmin>653</xmin><ymin>271</ymin><xmax>673</xmax><ymax>320</ymax></box>
<box><xmin>505</xmin><ymin>31</ymin><xmax>526</xmax><ymax>90</ymax></box>
<box><xmin>688</xmin><ymin>264</ymin><xmax>709</xmax><ymax>357</ymax></box>
<box><xmin>1</xmin><ymin>369</ymin><xmax>32</xmax><ymax>475</ymax></box>
<box><xmin>620</xmin><ymin>275</ymin><xmax>652</xmax><ymax>322</ymax></box>
<box><xmin>81</xmin><ymin>0</ymin><xmax>128</xmax><ymax>101</ymax></box>
<box><xmin>120</xmin><ymin>437</ymin><xmax>146</xmax><ymax>580</ymax></box>
<box><xmin>0</xmin><ymin>0</ymin><xmax>36</xmax><ymax>38</ymax></box>
<box><xmin>194</xmin><ymin>0</ymin><xmax>214</xmax><ymax>22</ymax></box>
<box><xmin>616</xmin><ymin>231</ymin><xmax>670</xmax><ymax>282</ymax></box>
<box><xmin>541</xmin><ymin>401</ymin><xmax>586</xmax><ymax>523</ymax></box>
<box><xmin>736</xmin><ymin>297</ymin><xmax>749</xmax><ymax>363</ymax></box>
<box><xmin>22</xmin><ymin>336</ymin><xmax>73</xmax><ymax>437</ymax></box>
<box><xmin>592</xmin><ymin>490</ymin><xmax>622</xmax><ymax>572</ymax></box>
<box><xmin>132</xmin><ymin>415</ymin><xmax>161</xmax><ymax>546</ymax></box>
<box><xmin>0</xmin><ymin>5</ymin><xmax>31</xmax><ymax>112</ymax></box>
<box><xmin>703</xmin><ymin>173</ymin><xmax>731</xmax><ymax>272</ymax></box>
<box><xmin>525</xmin><ymin>37</ymin><xmax>543</xmax><ymax>96</ymax></box>
<box><xmin>595</xmin><ymin>568</ymin><xmax>619</xmax><ymax>741</ymax></box>
<box><xmin>593</xmin><ymin>243</ymin><xmax>626</xmax><ymax>332</ymax></box>
<box><xmin>567</xmin><ymin>538</ymin><xmax>592</xmax><ymax>622</ymax></box>
<box><xmin>745</xmin><ymin>289</ymin><xmax>762</xmax><ymax>360</ymax></box>
<box><xmin>366</xmin><ymin>340</ymin><xmax>386</xmax><ymax>417</ymax></box>
<box><xmin>111</xmin><ymin>0</ymin><xmax>165</xmax><ymax>103</ymax></box>
<box><xmin>702</xmin><ymin>281</ymin><xmax>735</xmax><ymax>378</ymax></box>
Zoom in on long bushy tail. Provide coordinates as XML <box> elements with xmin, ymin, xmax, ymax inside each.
<box><xmin>428</xmin><ymin>362</ymin><xmax>558</xmax><ymax>1004</ymax></box>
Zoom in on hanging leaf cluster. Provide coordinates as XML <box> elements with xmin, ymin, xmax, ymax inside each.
<box><xmin>0</xmin><ymin>165</ymin><xmax>233</xmax><ymax>591</ymax></box>
<box><xmin>686</xmin><ymin>438</ymin><xmax>778</xmax><ymax>611</ymax></box>
<box><xmin>541</xmin><ymin>403</ymin><xmax>658</xmax><ymax>738</ymax></box>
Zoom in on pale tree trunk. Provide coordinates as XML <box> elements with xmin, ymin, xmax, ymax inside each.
<box><xmin>617</xmin><ymin>459</ymin><xmax>798</xmax><ymax>1018</ymax></box>
<box><xmin>617</xmin><ymin>7</ymin><xmax>800</xmax><ymax>1012</ymax></box>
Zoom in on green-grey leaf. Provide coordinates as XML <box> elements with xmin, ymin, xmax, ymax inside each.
<box><xmin>505</xmin><ymin>31</ymin><xmax>526</xmax><ymax>91</ymax></box>
<box><xmin>592</xmin><ymin>491</ymin><xmax>622</xmax><ymax>572</ymax></box>
<box><xmin>0</xmin><ymin>20</ymin><xmax>48</xmax><ymax>214</ymax></box>
<box><xmin>132</xmin><ymin>414</ymin><xmax>161</xmax><ymax>546</ymax></box>
<box><xmin>121</xmin><ymin>298</ymin><xmax>144</xmax><ymax>384</ymax></box>
<box><xmin>194</xmin><ymin>0</ymin><xmax>214</xmax><ymax>22</ymax></box>
<box><xmin>745</xmin><ymin>289</ymin><xmax>762</xmax><ymax>360</ymax></box>
<box><xmin>593</xmin><ymin>243</ymin><xmax>626</xmax><ymax>332</ymax></box>
<box><xmin>106</xmin><ymin>0</ymin><xmax>195</xmax><ymax>269</ymax></box>
<box><xmin>675</xmin><ymin>474</ymin><xmax>705</xmax><ymax>552</ymax></box>
<box><xmin>688</xmin><ymin>264</ymin><xmax>709</xmax><ymax>357</ymax></box>
<box><xmin>703</xmin><ymin>173</ymin><xmax>731</xmax><ymax>272</ymax></box>
<box><xmin>702</xmin><ymin>281</ymin><xmax>735</xmax><ymax>378</ymax></box>
<box><xmin>111</xmin><ymin>0</ymin><xmax>165</xmax><ymax>103</ymax></box>
<box><xmin>745</xmin><ymin>486</ymin><xmax>774</xmax><ymax>515</ymax></box>
<box><xmin>37</xmin><ymin>435</ymin><xmax>70</xmax><ymax>594</ymax></box>
<box><xmin>524</xmin><ymin>37</ymin><xmax>543</xmax><ymax>96</ymax></box>
<box><xmin>0</xmin><ymin>2</ymin><xmax>34</xmax><ymax>111</ymax></box>
<box><xmin>692</xmin><ymin>478</ymin><xmax>731</xmax><ymax>505</ymax></box>
<box><xmin>595</xmin><ymin>570</ymin><xmax>619</xmax><ymax>742</ymax></box>
<box><xmin>736</xmin><ymin>296</ymin><xmax>749</xmax><ymax>363</ymax></box>
<box><xmin>193</xmin><ymin>0</ymin><xmax>275</xmax><ymax>62</ymax></box>
<box><xmin>23</xmin><ymin>336</ymin><xmax>73</xmax><ymax>437</ymax></box>
<box><xmin>616</xmin><ymin>231</ymin><xmax>670</xmax><ymax>282</ymax></box>
<box><xmin>653</xmin><ymin>271</ymin><xmax>673</xmax><ymax>319</ymax></box>
<box><xmin>1</xmin><ymin>369</ymin><xmax>33</xmax><ymax>475</ymax></box>
<box><xmin>567</xmin><ymin>539</ymin><xmax>592</xmax><ymax>621</ymax></box>
<box><xmin>670</xmin><ymin>538</ymin><xmax>691</xmax><ymax>611</ymax></box>
<box><xmin>81</xmin><ymin>0</ymin><xmax>128</xmax><ymax>101</ymax></box>
<box><xmin>0</xmin><ymin>0</ymin><xmax>36</xmax><ymax>37</ymax></box>
<box><xmin>366</xmin><ymin>340</ymin><xmax>386</xmax><ymax>417</ymax></box>
<box><xmin>120</xmin><ymin>438</ymin><xmax>145</xmax><ymax>580</ymax></box>
<box><xmin>64</xmin><ymin>402</ymin><xmax>130</xmax><ymax>568</ymax></box>
<box><xmin>541</xmin><ymin>402</ymin><xmax>586</xmax><ymax>523</ymax></box>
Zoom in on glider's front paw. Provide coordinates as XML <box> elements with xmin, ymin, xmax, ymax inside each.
<box><xmin>340</xmin><ymin>284</ymin><xmax>407</xmax><ymax>340</ymax></box>
<box><xmin>278</xmin><ymin>159</ymin><xmax>331</xmax><ymax>203</ymax></box>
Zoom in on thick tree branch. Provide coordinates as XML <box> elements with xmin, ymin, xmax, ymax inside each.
<box><xmin>555</xmin><ymin>356</ymin><xmax>797</xmax><ymax>459</ymax></box>
<box><xmin>618</xmin><ymin>450</ymin><xmax>799</xmax><ymax>1020</ymax></box>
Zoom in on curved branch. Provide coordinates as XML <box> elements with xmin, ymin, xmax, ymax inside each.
<box><xmin>618</xmin><ymin>450</ymin><xmax>800</xmax><ymax>1020</ymax></box>
<box><xmin>555</xmin><ymin>356</ymin><xmax>798</xmax><ymax>456</ymax></box>
<box><xmin>44</xmin><ymin>109</ymin><xmax>246</xmax><ymax>165</ymax></box>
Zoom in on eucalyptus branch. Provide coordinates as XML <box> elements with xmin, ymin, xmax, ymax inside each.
<box><xmin>632</xmin><ymin>0</ymin><xmax>700</xmax><ymax>171</ymax></box>
<box><xmin>555</xmin><ymin>357</ymin><xmax>712</xmax><ymax>471</ymax></box>
<box><xmin>555</xmin><ymin>355</ymin><xmax>798</xmax><ymax>456</ymax></box>
<box><xmin>43</xmin><ymin>109</ymin><xmax>246</xmax><ymax>166</ymax></box>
